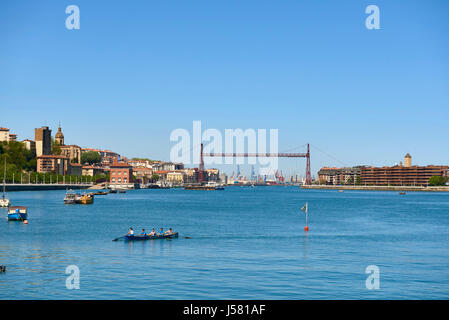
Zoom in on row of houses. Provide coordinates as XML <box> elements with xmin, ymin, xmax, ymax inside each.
<box><xmin>318</xmin><ymin>154</ymin><xmax>449</xmax><ymax>187</ymax></box>
<box><xmin>131</xmin><ymin>166</ymin><xmax>219</xmax><ymax>185</ymax></box>
<box><xmin>5</xmin><ymin>124</ymin><xmax>221</xmax><ymax>186</ymax></box>
<box><xmin>3</xmin><ymin>125</ymin><xmax>121</xmax><ymax>179</ymax></box>
<box><xmin>36</xmin><ymin>155</ymin><xmax>107</xmax><ymax>177</ymax></box>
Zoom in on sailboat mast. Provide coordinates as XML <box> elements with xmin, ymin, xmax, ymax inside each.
<box><xmin>2</xmin><ymin>158</ymin><xmax>6</xmax><ymax>197</ymax></box>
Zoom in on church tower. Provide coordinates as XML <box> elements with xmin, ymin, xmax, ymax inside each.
<box><xmin>404</xmin><ymin>153</ymin><xmax>412</xmax><ymax>168</ymax></box>
<box><xmin>55</xmin><ymin>123</ymin><xmax>64</xmax><ymax>146</ymax></box>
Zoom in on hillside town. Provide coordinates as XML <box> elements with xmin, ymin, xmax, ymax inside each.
<box><xmin>1</xmin><ymin>125</ymin><xmax>222</xmax><ymax>188</ymax></box>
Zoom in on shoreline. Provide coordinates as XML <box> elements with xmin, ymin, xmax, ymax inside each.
<box><xmin>3</xmin><ymin>184</ymin><xmax>92</xmax><ymax>192</ymax></box>
<box><xmin>301</xmin><ymin>185</ymin><xmax>449</xmax><ymax>192</ymax></box>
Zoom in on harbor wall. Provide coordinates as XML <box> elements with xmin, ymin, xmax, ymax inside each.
<box><xmin>4</xmin><ymin>184</ymin><xmax>92</xmax><ymax>192</ymax></box>
<box><xmin>301</xmin><ymin>185</ymin><xmax>449</xmax><ymax>192</ymax></box>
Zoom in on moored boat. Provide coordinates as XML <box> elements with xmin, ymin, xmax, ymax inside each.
<box><xmin>0</xmin><ymin>196</ymin><xmax>9</xmax><ymax>208</ymax></box>
<box><xmin>184</xmin><ymin>185</ymin><xmax>216</xmax><ymax>190</ymax></box>
<box><xmin>7</xmin><ymin>206</ymin><xmax>28</xmax><ymax>221</ymax></box>
<box><xmin>0</xmin><ymin>158</ymin><xmax>10</xmax><ymax>207</ymax></box>
<box><xmin>124</xmin><ymin>232</ymin><xmax>179</xmax><ymax>241</ymax></box>
<box><xmin>76</xmin><ymin>193</ymin><xmax>94</xmax><ymax>204</ymax></box>
<box><xmin>64</xmin><ymin>190</ymin><xmax>78</xmax><ymax>204</ymax></box>
<box><xmin>94</xmin><ymin>191</ymin><xmax>109</xmax><ymax>195</ymax></box>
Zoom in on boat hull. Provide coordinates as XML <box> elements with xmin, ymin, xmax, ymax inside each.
<box><xmin>124</xmin><ymin>233</ymin><xmax>179</xmax><ymax>241</ymax></box>
<box><xmin>184</xmin><ymin>186</ymin><xmax>216</xmax><ymax>190</ymax></box>
<box><xmin>75</xmin><ymin>194</ymin><xmax>94</xmax><ymax>204</ymax></box>
<box><xmin>7</xmin><ymin>213</ymin><xmax>27</xmax><ymax>221</ymax></box>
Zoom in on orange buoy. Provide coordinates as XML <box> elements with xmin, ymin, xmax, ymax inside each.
<box><xmin>24</xmin><ymin>220</ymin><xmax>28</xmax><ymax>224</ymax></box>
<box><xmin>304</xmin><ymin>226</ymin><xmax>309</xmax><ymax>232</ymax></box>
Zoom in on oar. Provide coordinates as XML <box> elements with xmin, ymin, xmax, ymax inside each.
<box><xmin>184</xmin><ymin>236</ymin><xmax>192</xmax><ymax>239</ymax></box>
<box><xmin>112</xmin><ymin>235</ymin><xmax>126</xmax><ymax>241</ymax></box>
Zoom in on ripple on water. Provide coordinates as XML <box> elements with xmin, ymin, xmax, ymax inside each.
<box><xmin>0</xmin><ymin>188</ymin><xmax>449</xmax><ymax>299</ymax></box>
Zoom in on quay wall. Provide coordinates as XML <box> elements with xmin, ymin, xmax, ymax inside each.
<box><xmin>4</xmin><ymin>184</ymin><xmax>93</xmax><ymax>192</ymax></box>
<box><xmin>301</xmin><ymin>185</ymin><xmax>449</xmax><ymax>192</ymax></box>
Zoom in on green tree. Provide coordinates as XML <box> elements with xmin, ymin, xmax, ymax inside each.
<box><xmin>0</xmin><ymin>141</ymin><xmax>36</xmax><ymax>182</ymax></box>
<box><xmin>429</xmin><ymin>176</ymin><xmax>447</xmax><ymax>186</ymax></box>
<box><xmin>151</xmin><ymin>174</ymin><xmax>160</xmax><ymax>181</ymax></box>
<box><xmin>81</xmin><ymin>151</ymin><xmax>101</xmax><ymax>165</ymax></box>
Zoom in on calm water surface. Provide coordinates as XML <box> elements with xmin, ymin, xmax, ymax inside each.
<box><xmin>0</xmin><ymin>187</ymin><xmax>448</xmax><ymax>299</ymax></box>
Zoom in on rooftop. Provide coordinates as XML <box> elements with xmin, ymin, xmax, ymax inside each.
<box><xmin>110</xmin><ymin>162</ymin><xmax>131</xmax><ymax>168</ymax></box>
<box><xmin>37</xmin><ymin>155</ymin><xmax>69</xmax><ymax>159</ymax></box>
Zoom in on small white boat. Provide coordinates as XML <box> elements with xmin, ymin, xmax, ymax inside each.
<box><xmin>64</xmin><ymin>190</ymin><xmax>78</xmax><ymax>204</ymax></box>
<box><xmin>0</xmin><ymin>158</ymin><xmax>10</xmax><ymax>207</ymax></box>
<box><xmin>0</xmin><ymin>197</ymin><xmax>9</xmax><ymax>207</ymax></box>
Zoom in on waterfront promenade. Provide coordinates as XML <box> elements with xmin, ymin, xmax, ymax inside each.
<box><xmin>4</xmin><ymin>183</ymin><xmax>93</xmax><ymax>192</ymax></box>
<box><xmin>301</xmin><ymin>185</ymin><xmax>449</xmax><ymax>192</ymax></box>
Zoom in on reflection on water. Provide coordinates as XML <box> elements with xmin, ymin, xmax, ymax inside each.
<box><xmin>0</xmin><ymin>188</ymin><xmax>448</xmax><ymax>299</ymax></box>
<box><xmin>302</xmin><ymin>233</ymin><xmax>310</xmax><ymax>260</ymax></box>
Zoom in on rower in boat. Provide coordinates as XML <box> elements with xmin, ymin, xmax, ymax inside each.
<box><xmin>159</xmin><ymin>227</ymin><xmax>164</xmax><ymax>236</ymax></box>
<box><xmin>140</xmin><ymin>229</ymin><xmax>146</xmax><ymax>236</ymax></box>
<box><xmin>148</xmin><ymin>228</ymin><xmax>156</xmax><ymax>236</ymax></box>
<box><xmin>126</xmin><ymin>227</ymin><xmax>134</xmax><ymax>235</ymax></box>
<box><xmin>165</xmin><ymin>228</ymin><xmax>174</xmax><ymax>235</ymax></box>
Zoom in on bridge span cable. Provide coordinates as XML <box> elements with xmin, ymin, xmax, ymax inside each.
<box><xmin>279</xmin><ymin>144</ymin><xmax>307</xmax><ymax>154</ymax></box>
<box><xmin>309</xmin><ymin>144</ymin><xmax>347</xmax><ymax>167</ymax></box>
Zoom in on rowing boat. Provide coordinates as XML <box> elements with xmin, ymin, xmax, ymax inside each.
<box><xmin>124</xmin><ymin>232</ymin><xmax>179</xmax><ymax>241</ymax></box>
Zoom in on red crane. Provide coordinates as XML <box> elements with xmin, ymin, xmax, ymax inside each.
<box><xmin>199</xmin><ymin>143</ymin><xmax>311</xmax><ymax>185</ymax></box>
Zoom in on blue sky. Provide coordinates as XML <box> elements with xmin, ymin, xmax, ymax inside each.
<box><xmin>1</xmin><ymin>0</ymin><xmax>448</xmax><ymax>176</ymax></box>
